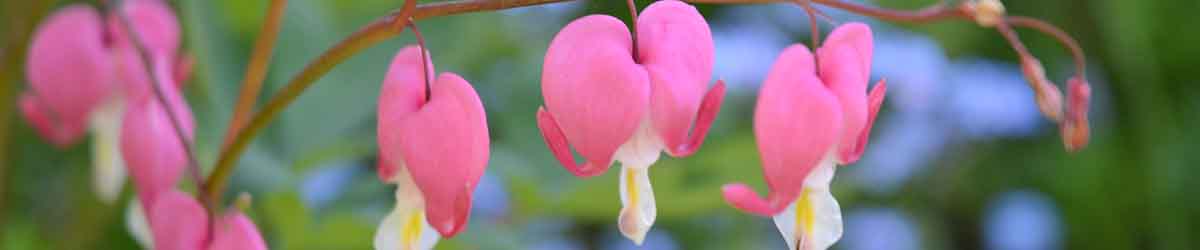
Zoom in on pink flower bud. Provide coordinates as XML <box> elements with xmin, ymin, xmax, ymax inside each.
<box><xmin>1062</xmin><ymin>76</ymin><xmax>1090</xmax><ymax>152</ymax></box>
<box><xmin>23</xmin><ymin>4</ymin><xmax>115</xmax><ymax>147</ymax></box>
<box><xmin>377</xmin><ymin>45</ymin><xmax>489</xmax><ymax>237</ymax></box>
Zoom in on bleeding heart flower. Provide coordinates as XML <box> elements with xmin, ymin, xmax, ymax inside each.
<box><xmin>375</xmin><ymin>45</ymin><xmax>490</xmax><ymax>250</ymax></box>
<box><xmin>148</xmin><ymin>190</ymin><xmax>209</xmax><ymax>250</ymax></box>
<box><xmin>120</xmin><ymin>62</ymin><xmax>195</xmax><ymax>214</ymax></box>
<box><xmin>22</xmin><ymin>4</ymin><xmax>115</xmax><ymax>148</ymax></box>
<box><xmin>20</xmin><ymin>0</ymin><xmax>185</xmax><ymax>205</ymax></box>
<box><xmin>720</xmin><ymin>23</ymin><xmax>886</xmax><ymax>250</ymax></box>
<box><xmin>536</xmin><ymin>0</ymin><xmax>725</xmax><ymax>244</ymax></box>
<box><xmin>145</xmin><ymin>190</ymin><xmax>269</xmax><ymax>250</ymax></box>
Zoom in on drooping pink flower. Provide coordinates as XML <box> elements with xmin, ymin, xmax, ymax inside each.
<box><xmin>148</xmin><ymin>190</ymin><xmax>209</xmax><ymax>250</ymax></box>
<box><xmin>375</xmin><ymin>45</ymin><xmax>490</xmax><ymax>249</ymax></box>
<box><xmin>721</xmin><ymin>23</ymin><xmax>886</xmax><ymax>250</ymax></box>
<box><xmin>536</xmin><ymin>0</ymin><xmax>725</xmax><ymax>244</ymax></box>
<box><xmin>22</xmin><ymin>4</ymin><xmax>115</xmax><ymax>148</ymax></box>
<box><xmin>120</xmin><ymin>63</ymin><xmax>195</xmax><ymax>213</ymax></box>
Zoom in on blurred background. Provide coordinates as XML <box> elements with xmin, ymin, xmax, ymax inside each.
<box><xmin>2</xmin><ymin>0</ymin><xmax>1199</xmax><ymax>249</ymax></box>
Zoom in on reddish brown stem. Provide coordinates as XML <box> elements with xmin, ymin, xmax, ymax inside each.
<box><xmin>225</xmin><ymin>0</ymin><xmax>288</xmax><ymax>148</ymax></box>
<box><xmin>1006</xmin><ymin>15</ymin><xmax>1087</xmax><ymax>76</ymax></box>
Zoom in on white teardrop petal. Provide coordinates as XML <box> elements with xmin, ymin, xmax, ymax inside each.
<box><xmin>773</xmin><ymin>157</ymin><xmax>843</xmax><ymax>250</ymax></box>
<box><xmin>772</xmin><ymin>200</ymin><xmax>800</xmax><ymax>250</ymax></box>
<box><xmin>618</xmin><ymin>166</ymin><xmax>657</xmax><ymax>245</ymax></box>
<box><xmin>90</xmin><ymin>99</ymin><xmax>126</xmax><ymax>204</ymax></box>
<box><xmin>125</xmin><ymin>199</ymin><xmax>154</xmax><ymax>249</ymax></box>
<box><xmin>374</xmin><ymin>207</ymin><xmax>439</xmax><ymax>250</ymax></box>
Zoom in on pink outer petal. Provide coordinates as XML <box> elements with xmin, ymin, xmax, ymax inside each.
<box><xmin>721</xmin><ymin>183</ymin><xmax>793</xmax><ymax>216</ymax></box>
<box><xmin>636</xmin><ymin>0</ymin><xmax>716</xmax><ymax>153</ymax></box>
<box><xmin>19</xmin><ymin>92</ymin><xmax>87</xmax><ymax>148</ymax></box>
<box><xmin>109</xmin><ymin>0</ymin><xmax>182</xmax><ymax>99</ymax></box>
<box><xmin>838</xmin><ymin>80</ymin><xmax>887</xmax><ymax>165</ymax></box>
<box><xmin>377</xmin><ymin>45</ymin><xmax>432</xmax><ymax>182</ymax></box>
<box><xmin>120</xmin><ymin>85</ymin><xmax>195</xmax><ymax>211</ymax></box>
<box><xmin>25</xmin><ymin>4</ymin><xmax>115</xmax><ymax>142</ymax></box>
<box><xmin>536</xmin><ymin>107</ymin><xmax>610</xmax><ymax>177</ymax></box>
<box><xmin>398</xmin><ymin>73</ymin><xmax>489</xmax><ymax>237</ymax></box>
<box><xmin>541</xmin><ymin>15</ymin><xmax>650</xmax><ymax>173</ymax></box>
<box><xmin>726</xmin><ymin>44</ymin><xmax>842</xmax><ymax>215</ymax></box>
<box><xmin>816</xmin><ymin>23</ymin><xmax>874</xmax><ymax>164</ymax></box>
<box><xmin>149</xmin><ymin>190</ymin><xmax>208</xmax><ymax>250</ymax></box>
<box><xmin>666</xmin><ymin>80</ymin><xmax>725</xmax><ymax>157</ymax></box>
<box><xmin>209</xmin><ymin>212</ymin><xmax>269</xmax><ymax>250</ymax></box>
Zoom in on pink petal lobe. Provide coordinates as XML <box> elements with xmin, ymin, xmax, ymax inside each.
<box><xmin>752</xmin><ymin>45</ymin><xmax>842</xmax><ymax>206</ymax></box>
<box><xmin>537</xmin><ymin>107</ymin><xmax>610</xmax><ymax>177</ymax></box>
<box><xmin>542</xmin><ymin>15</ymin><xmax>650</xmax><ymax>173</ymax></box>
<box><xmin>149</xmin><ymin>190</ymin><xmax>209</xmax><ymax>250</ymax></box>
<box><xmin>817</xmin><ymin>23</ymin><xmax>874</xmax><ymax>164</ymax></box>
<box><xmin>636</xmin><ymin>0</ymin><xmax>716</xmax><ymax>152</ymax></box>
<box><xmin>398</xmin><ymin>73</ymin><xmax>489</xmax><ymax>237</ymax></box>
<box><xmin>19</xmin><ymin>93</ymin><xmax>87</xmax><ymax>148</ymax></box>
<box><xmin>25</xmin><ymin>4</ymin><xmax>114</xmax><ymax>143</ymax></box>
<box><xmin>839</xmin><ymin>79</ymin><xmax>887</xmax><ymax>165</ymax></box>
<box><xmin>721</xmin><ymin>183</ymin><xmax>789</xmax><ymax>216</ymax></box>
<box><xmin>209</xmin><ymin>212</ymin><xmax>269</xmax><ymax>250</ymax></box>
<box><xmin>666</xmin><ymin>80</ymin><xmax>725</xmax><ymax>157</ymax></box>
<box><xmin>377</xmin><ymin>45</ymin><xmax>432</xmax><ymax>182</ymax></box>
<box><xmin>109</xmin><ymin>0</ymin><xmax>182</xmax><ymax>99</ymax></box>
<box><xmin>120</xmin><ymin>86</ymin><xmax>195</xmax><ymax>210</ymax></box>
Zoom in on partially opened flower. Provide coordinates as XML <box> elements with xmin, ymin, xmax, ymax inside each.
<box><xmin>536</xmin><ymin>0</ymin><xmax>725</xmax><ymax>244</ymax></box>
<box><xmin>375</xmin><ymin>45</ymin><xmax>490</xmax><ymax>250</ymax></box>
<box><xmin>721</xmin><ymin>23</ymin><xmax>886</xmax><ymax>250</ymax></box>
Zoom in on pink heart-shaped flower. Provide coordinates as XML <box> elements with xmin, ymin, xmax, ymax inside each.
<box><xmin>377</xmin><ymin>45</ymin><xmax>489</xmax><ymax>238</ymax></box>
<box><xmin>23</xmin><ymin>4</ymin><xmax>115</xmax><ymax>147</ymax></box>
<box><xmin>722</xmin><ymin>23</ymin><xmax>886</xmax><ymax>216</ymax></box>
<box><xmin>538</xmin><ymin>0</ymin><xmax>724</xmax><ymax>177</ymax></box>
<box><xmin>148</xmin><ymin>190</ymin><xmax>209</xmax><ymax>250</ymax></box>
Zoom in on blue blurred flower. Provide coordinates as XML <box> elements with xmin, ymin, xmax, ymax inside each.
<box><xmin>841</xmin><ymin>207</ymin><xmax>921</xmax><ymax>250</ymax></box>
<box><xmin>984</xmin><ymin>190</ymin><xmax>1063</xmax><ymax>250</ymax></box>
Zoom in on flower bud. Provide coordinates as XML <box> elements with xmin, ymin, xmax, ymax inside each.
<box><xmin>1062</xmin><ymin>76</ymin><xmax>1091</xmax><ymax>152</ymax></box>
<box><xmin>967</xmin><ymin>0</ymin><xmax>1006</xmax><ymax>27</ymax></box>
<box><xmin>1021</xmin><ymin>57</ymin><xmax>1063</xmax><ymax>121</ymax></box>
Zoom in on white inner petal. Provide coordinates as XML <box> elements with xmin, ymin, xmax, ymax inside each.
<box><xmin>374</xmin><ymin>206</ymin><xmax>440</xmax><ymax>250</ymax></box>
<box><xmin>613</xmin><ymin>117</ymin><xmax>664</xmax><ymax>169</ymax></box>
<box><xmin>90</xmin><ymin>99</ymin><xmax>126</xmax><ymax>204</ymax></box>
<box><xmin>125</xmin><ymin>198</ymin><xmax>154</xmax><ymax>249</ymax></box>
<box><xmin>772</xmin><ymin>155</ymin><xmax>843</xmax><ymax>250</ymax></box>
<box><xmin>375</xmin><ymin>171</ymin><xmax>439</xmax><ymax>250</ymax></box>
<box><xmin>618</xmin><ymin>166</ymin><xmax>656</xmax><ymax>245</ymax></box>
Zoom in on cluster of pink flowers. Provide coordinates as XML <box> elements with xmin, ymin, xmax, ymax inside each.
<box><xmin>22</xmin><ymin>1</ymin><xmax>266</xmax><ymax>249</ymax></box>
<box><xmin>25</xmin><ymin>0</ymin><xmax>898</xmax><ymax>249</ymax></box>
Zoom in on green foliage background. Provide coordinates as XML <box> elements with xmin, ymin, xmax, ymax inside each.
<box><xmin>1</xmin><ymin>0</ymin><xmax>1198</xmax><ymax>249</ymax></box>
